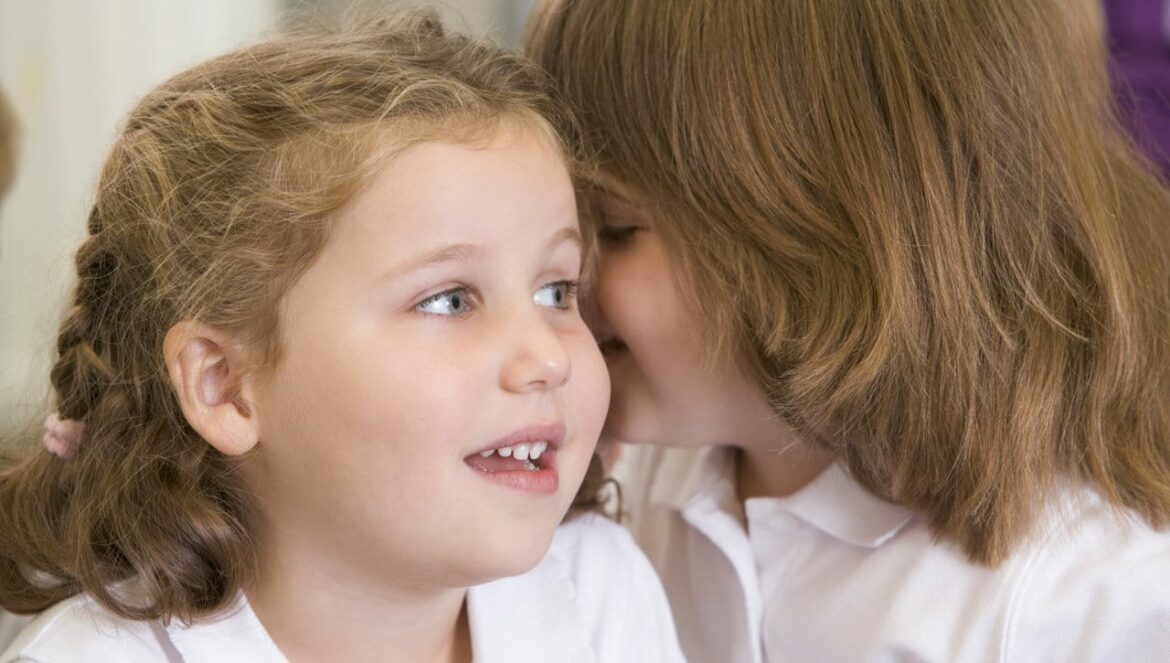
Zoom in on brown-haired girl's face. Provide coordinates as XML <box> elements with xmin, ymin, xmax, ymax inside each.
<box><xmin>246</xmin><ymin>123</ymin><xmax>609</xmax><ymax>590</ymax></box>
<box><xmin>589</xmin><ymin>182</ymin><xmax>777</xmax><ymax>450</ymax></box>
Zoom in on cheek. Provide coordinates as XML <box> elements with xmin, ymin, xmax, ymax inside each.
<box><xmin>570</xmin><ymin>332</ymin><xmax>611</xmax><ymax>430</ymax></box>
<box><xmin>265</xmin><ymin>327</ymin><xmax>472</xmax><ymax>456</ymax></box>
<box><xmin>596</xmin><ymin>245</ymin><xmax>704</xmax><ymax>379</ymax></box>
<box><xmin>596</xmin><ymin>245</ymin><xmax>684</xmax><ymax>347</ymax></box>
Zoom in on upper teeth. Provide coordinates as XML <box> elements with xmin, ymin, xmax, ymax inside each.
<box><xmin>478</xmin><ymin>441</ymin><xmax>549</xmax><ymax>460</ymax></box>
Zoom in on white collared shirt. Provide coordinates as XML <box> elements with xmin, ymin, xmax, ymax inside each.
<box><xmin>1</xmin><ymin>513</ymin><xmax>684</xmax><ymax>663</ymax></box>
<box><xmin>0</xmin><ymin>614</ymin><xmax>27</xmax><ymax>656</ymax></box>
<box><xmin>615</xmin><ymin>444</ymin><xmax>1170</xmax><ymax>663</ymax></box>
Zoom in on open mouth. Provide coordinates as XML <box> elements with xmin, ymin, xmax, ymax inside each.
<box><xmin>464</xmin><ymin>424</ymin><xmax>564</xmax><ymax>495</ymax></box>
<box><xmin>465</xmin><ymin>442</ymin><xmax>555</xmax><ymax>473</ymax></box>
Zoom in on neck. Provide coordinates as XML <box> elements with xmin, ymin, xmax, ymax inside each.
<box><xmin>247</xmin><ymin>541</ymin><xmax>472</xmax><ymax>663</ymax></box>
<box><xmin>734</xmin><ymin>420</ymin><xmax>834</xmax><ymax>502</ymax></box>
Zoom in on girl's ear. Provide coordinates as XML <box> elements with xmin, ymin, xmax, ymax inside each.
<box><xmin>163</xmin><ymin>321</ymin><xmax>259</xmax><ymax>456</ymax></box>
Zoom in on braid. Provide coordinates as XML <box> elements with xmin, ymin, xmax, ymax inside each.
<box><xmin>48</xmin><ymin>214</ymin><xmax>117</xmax><ymax>422</ymax></box>
<box><xmin>3</xmin><ymin>10</ymin><xmax>583</xmax><ymax>621</ymax></box>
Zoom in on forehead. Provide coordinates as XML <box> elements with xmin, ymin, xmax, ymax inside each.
<box><xmin>322</xmin><ymin>122</ymin><xmax>578</xmax><ymax>263</ymax></box>
<box><xmin>587</xmin><ymin>172</ymin><xmax>656</xmax><ymax>219</ymax></box>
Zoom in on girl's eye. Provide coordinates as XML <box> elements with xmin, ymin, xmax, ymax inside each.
<box><xmin>416</xmin><ymin>287</ymin><xmax>475</xmax><ymax>317</ymax></box>
<box><xmin>596</xmin><ymin>224</ymin><xmax>640</xmax><ymax>245</ymax></box>
<box><xmin>534</xmin><ymin>280</ymin><xmax>578</xmax><ymax>310</ymax></box>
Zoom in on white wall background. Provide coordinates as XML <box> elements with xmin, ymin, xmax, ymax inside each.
<box><xmin>308</xmin><ymin>0</ymin><xmax>537</xmax><ymax>43</ymax></box>
<box><xmin>0</xmin><ymin>0</ymin><xmax>535</xmax><ymax>435</ymax></box>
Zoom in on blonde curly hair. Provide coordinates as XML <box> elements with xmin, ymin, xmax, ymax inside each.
<box><xmin>0</xmin><ymin>11</ymin><xmax>598</xmax><ymax>621</ymax></box>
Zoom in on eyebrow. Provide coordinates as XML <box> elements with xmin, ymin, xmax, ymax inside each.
<box><xmin>382</xmin><ymin>226</ymin><xmax>583</xmax><ymax>282</ymax></box>
<box><xmin>388</xmin><ymin>243</ymin><xmax>488</xmax><ymax>279</ymax></box>
<box><xmin>547</xmin><ymin>226</ymin><xmax>583</xmax><ymax>252</ymax></box>
<box><xmin>588</xmin><ymin>178</ymin><xmax>643</xmax><ymax>206</ymax></box>
<box><xmin>593</xmin><ymin>192</ymin><xmax>653</xmax><ymax>224</ymax></box>
<box><xmin>589</xmin><ymin>185</ymin><xmax>630</xmax><ymax>206</ymax></box>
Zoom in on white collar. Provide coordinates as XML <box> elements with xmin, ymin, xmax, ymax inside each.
<box><xmin>751</xmin><ymin>463</ymin><xmax>914</xmax><ymax>548</ymax></box>
<box><xmin>649</xmin><ymin>445</ymin><xmax>738</xmax><ymax>513</ymax></box>
<box><xmin>166</xmin><ymin>545</ymin><xmax>597</xmax><ymax>663</ymax></box>
<box><xmin>650</xmin><ymin>445</ymin><xmax>914</xmax><ymax>548</ymax></box>
<box><xmin>166</xmin><ymin>595</ymin><xmax>287</xmax><ymax>663</ymax></box>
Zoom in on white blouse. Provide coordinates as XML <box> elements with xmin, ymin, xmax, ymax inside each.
<box><xmin>1</xmin><ymin>513</ymin><xmax>684</xmax><ymax>663</ymax></box>
<box><xmin>0</xmin><ymin>613</ymin><xmax>26</xmax><ymax>656</ymax></box>
<box><xmin>614</xmin><ymin>444</ymin><xmax>1170</xmax><ymax>663</ymax></box>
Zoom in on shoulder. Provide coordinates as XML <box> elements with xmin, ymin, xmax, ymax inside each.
<box><xmin>548</xmin><ymin>513</ymin><xmax>685</xmax><ymax>661</ymax></box>
<box><xmin>0</xmin><ymin>612</ymin><xmax>29</xmax><ymax>655</ymax></box>
<box><xmin>549</xmin><ymin>511</ymin><xmax>643</xmax><ymax>564</ymax></box>
<box><xmin>0</xmin><ymin>594</ymin><xmax>173</xmax><ymax>663</ymax></box>
<box><xmin>548</xmin><ymin>511</ymin><xmax>665</xmax><ymax>607</ymax></box>
<box><xmin>1004</xmin><ymin>490</ymin><xmax>1170</xmax><ymax>661</ymax></box>
<box><xmin>610</xmin><ymin>444</ymin><xmax>719</xmax><ymax>566</ymax></box>
<box><xmin>468</xmin><ymin>513</ymin><xmax>684</xmax><ymax>662</ymax></box>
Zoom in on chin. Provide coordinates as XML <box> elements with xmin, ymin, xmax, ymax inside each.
<box><xmin>601</xmin><ymin>417</ymin><xmax>667</xmax><ymax>447</ymax></box>
<box><xmin>604</xmin><ymin>401</ymin><xmax>715</xmax><ymax>447</ymax></box>
<box><xmin>657</xmin><ymin>432</ymin><xmax>715</xmax><ymax>448</ymax></box>
<box><xmin>462</xmin><ymin>517</ymin><xmax>560</xmax><ymax>583</ymax></box>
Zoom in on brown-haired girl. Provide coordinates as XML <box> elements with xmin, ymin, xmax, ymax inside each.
<box><xmin>0</xmin><ymin>13</ymin><xmax>682</xmax><ymax>662</ymax></box>
<box><xmin>526</xmin><ymin>0</ymin><xmax>1170</xmax><ymax>661</ymax></box>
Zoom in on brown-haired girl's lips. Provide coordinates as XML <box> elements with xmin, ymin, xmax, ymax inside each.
<box><xmin>598</xmin><ymin>337</ymin><xmax>627</xmax><ymax>358</ymax></box>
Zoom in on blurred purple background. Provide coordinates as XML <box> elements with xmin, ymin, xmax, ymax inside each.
<box><xmin>1105</xmin><ymin>0</ymin><xmax>1170</xmax><ymax>177</ymax></box>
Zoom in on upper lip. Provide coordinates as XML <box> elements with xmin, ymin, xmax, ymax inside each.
<box><xmin>468</xmin><ymin>422</ymin><xmax>566</xmax><ymax>457</ymax></box>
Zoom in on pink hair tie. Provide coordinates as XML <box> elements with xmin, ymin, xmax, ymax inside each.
<box><xmin>43</xmin><ymin>412</ymin><xmax>85</xmax><ymax>461</ymax></box>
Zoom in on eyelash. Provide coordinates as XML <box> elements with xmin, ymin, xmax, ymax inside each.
<box><xmin>596</xmin><ymin>224</ymin><xmax>640</xmax><ymax>245</ymax></box>
<box><xmin>540</xmin><ymin>280</ymin><xmax>580</xmax><ymax>310</ymax></box>
<box><xmin>415</xmin><ymin>286</ymin><xmax>478</xmax><ymax>318</ymax></box>
<box><xmin>413</xmin><ymin>280</ymin><xmax>580</xmax><ymax>318</ymax></box>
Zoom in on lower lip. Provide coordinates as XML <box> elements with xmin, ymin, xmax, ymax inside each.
<box><xmin>465</xmin><ymin>451</ymin><xmax>560</xmax><ymax>495</ymax></box>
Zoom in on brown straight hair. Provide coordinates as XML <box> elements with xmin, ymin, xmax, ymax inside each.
<box><xmin>0</xmin><ymin>11</ymin><xmax>603</xmax><ymax>622</ymax></box>
<box><xmin>527</xmin><ymin>0</ymin><xmax>1170</xmax><ymax>564</ymax></box>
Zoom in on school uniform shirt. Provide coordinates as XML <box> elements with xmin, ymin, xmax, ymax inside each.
<box><xmin>614</xmin><ymin>444</ymin><xmax>1170</xmax><ymax>663</ymax></box>
<box><xmin>0</xmin><ymin>613</ymin><xmax>27</xmax><ymax>655</ymax></box>
<box><xmin>0</xmin><ymin>512</ymin><xmax>684</xmax><ymax>663</ymax></box>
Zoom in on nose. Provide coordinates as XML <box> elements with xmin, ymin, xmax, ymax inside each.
<box><xmin>500</xmin><ymin>312</ymin><xmax>572</xmax><ymax>393</ymax></box>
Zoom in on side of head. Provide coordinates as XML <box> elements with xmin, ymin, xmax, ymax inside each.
<box><xmin>0</xmin><ymin>11</ymin><xmax>594</xmax><ymax>621</ymax></box>
<box><xmin>528</xmin><ymin>0</ymin><xmax>1170</xmax><ymax>563</ymax></box>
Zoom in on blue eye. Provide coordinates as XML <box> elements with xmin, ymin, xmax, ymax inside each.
<box><xmin>534</xmin><ymin>280</ymin><xmax>578</xmax><ymax>310</ymax></box>
<box><xmin>416</xmin><ymin>288</ymin><xmax>474</xmax><ymax>316</ymax></box>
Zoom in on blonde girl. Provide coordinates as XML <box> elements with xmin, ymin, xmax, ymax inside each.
<box><xmin>0</xmin><ymin>13</ymin><xmax>681</xmax><ymax>662</ymax></box>
<box><xmin>527</xmin><ymin>1</ymin><xmax>1170</xmax><ymax>661</ymax></box>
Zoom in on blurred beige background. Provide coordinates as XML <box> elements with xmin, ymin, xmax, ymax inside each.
<box><xmin>0</xmin><ymin>0</ymin><xmax>536</xmax><ymax>435</ymax></box>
